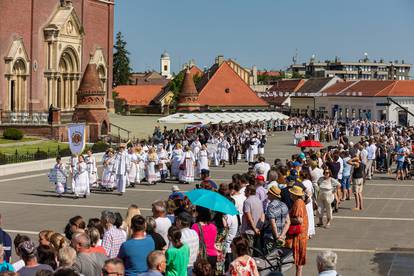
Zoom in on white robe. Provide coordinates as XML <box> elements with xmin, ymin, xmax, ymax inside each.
<box><xmin>302</xmin><ymin>179</ymin><xmax>316</xmax><ymax>236</ymax></box>
<box><xmin>128</xmin><ymin>153</ymin><xmax>140</xmax><ymax>184</ymax></box>
<box><xmin>179</xmin><ymin>151</ymin><xmax>195</xmax><ymax>182</ymax></box>
<box><xmin>69</xmin><ymin>156</ymin><xmax>78</xmax><ymax>192</ymax></box>
<box><xmin>51</xmin><ymin>163</ymin><xmax>67</xmax><ymax>195</ymax></box>
<box><xmin>146</xmin><ymin>157</ymin><xmax>160</xmax><ymax>184</ymax></box>
<box><xmin>217</xmin><ymin>139</ymin><xmax>230</xmax><ymax>161</ymax></box>
<box><xmin>171</xmin><ymin>149</ymin><xmax>183</xmax><ymax>178</ymax></box>
<box><xmin>102</xmin><ymin>156</ymin><xmax>116</xmax><ymax>188</ymax></box>
<box><xmin>191</xmin><ymin>141</ymin><xmax>202</xmax><ymax>161</ymax></box>
<box><xmin>85</xmin><ymin>155</ymin><xmax>98</xmax><ymax>187</ymax></box>
<box><xmin>197</xmin><ymin>149</ymin><xmax>209</xmax><ymax>176</ymax></box>
<box><xmin>74</xmin><ymin>162</ymin><xmax>90</xmax><ymax>196</ymax></box>
<box><xmin>113</xmin><ymin>150</ymin><xmax>130</xmax><ymax>193</ymax></box>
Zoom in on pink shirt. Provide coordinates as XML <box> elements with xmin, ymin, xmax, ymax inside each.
<box><xmin>191</xmin><ymin>223</ymin><xmax>218</xmax><ymax>256</ymax></box>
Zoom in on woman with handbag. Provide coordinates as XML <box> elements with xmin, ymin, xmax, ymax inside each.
<box><xmin>285</xmin><ymin>186</ymin><xmax>308</xmax><ymax>276</ymax></box>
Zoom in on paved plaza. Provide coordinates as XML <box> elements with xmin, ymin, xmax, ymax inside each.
<box><xmin>0</xmin><ymin>131</ymin><xmax>413</xmax><ymax>275</ymax></box>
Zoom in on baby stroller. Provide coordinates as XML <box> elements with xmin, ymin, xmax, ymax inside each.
<box><xmin>252</xmin><ymin>246</ymin><xmax>294</xmax><ymax>275</ymax></box>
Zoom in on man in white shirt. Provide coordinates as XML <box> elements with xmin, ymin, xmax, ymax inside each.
<box><xmin>254</xmin><ymin>156</ymin><xmax>271</xmax><ymax>181</ymax></box>
<box><xmin>175</xmin><ymin>212</ymin><xmax>199</xmax><ymax>275</ymax></box>
<box><xmin>151</xmin><ymin>200</ymin><xmax>171</xmax><ymax>244</ymax></box>
<box><xmin>366</xmin><ymin>139</ymin><xmax>377</xmax><ymax>180</ymax></box>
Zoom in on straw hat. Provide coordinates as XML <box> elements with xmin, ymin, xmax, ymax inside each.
<box><xmin>289</xmin><ymin>186</ymin><xmax>304</xmax><ymax>197</ymax></box>
<box><xmin>268</xmin><ymin>186</ymin><xmax>282</xmax><ymax>198</ymax></box>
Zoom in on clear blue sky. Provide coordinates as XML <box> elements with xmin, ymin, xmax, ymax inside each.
<box><xmin>114</xmin><ymin>0</ymin><xmax>414</xmax><ymax>76</ymax></box>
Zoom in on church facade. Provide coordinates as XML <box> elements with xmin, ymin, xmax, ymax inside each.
<box><xmin>0</xmin><ymin>0</ymin><xmax>114</xmax><ymax>125</ymax></box>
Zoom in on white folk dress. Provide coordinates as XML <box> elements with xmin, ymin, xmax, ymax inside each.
<box><xmin>102</xmin><ymin>156</ymin><xmax>116</xmax><ymax>188</ymax></box>
<box><xmin>191</xmin><ymin>141</ymin><xmax>202</xmax><ymax>161</ymax></box>
<box><xmin>179</xmin><ymin>151</ymin><xmax>195</xmax><ymax>183</ymax></box>
<box><xmin>146</xmin><ymin>156</ymin><xmax>160</xmax><ymax>184</ymax></box>
<box><xmin>302</xmin><ymin>179</ymin><xmax>316</xmax><ymax>236</ymax></box>
<box><xmin>74</xmin><ymin>162</ymin><xmax>90</xmax><ymax>197</ymax></box>
<box><xmin>127</xmin><ymin>153</ymin><xmax>140</xmax><ymax>184</ymax></box>
<box><xmin>171</xmin><ymin>149</ymin><xmax>183</xmax><ymax>179</ymax></box>
<box><xmin>50</xmin><ymin>163</ymin><xmax>67</xmax><ymax>195</ymax></box>
<box><xmin>217</xmin><ymin>139</ymin><xmax>230</xmax><ymax>162</ymax></box>
<box><xmin>114</xmin><ymin>151</ymin><xmax>130</xmax><ymax>193</ymax></box>
<box><xmin>85</xmin><ymin>155</ymin><xmax>98</xmax><ymax>187</ymax></box>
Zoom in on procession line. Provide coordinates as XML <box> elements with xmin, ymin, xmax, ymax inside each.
<box><xmin>334</xmin><ymin>215</ymin><xmax>414</xmax><ymax>221</ymax></box>
<box><xmin>0</xmin><ymin>200</ymin><xmax>151</xmax><ymax>211</ymax></box>
<box><xmin>307</xmin><ymin>247</ymin><xmax>414</xmax><ymax>255</ymax></box>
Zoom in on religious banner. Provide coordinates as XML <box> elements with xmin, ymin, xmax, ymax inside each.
<box><xmin>68</xmin><ymin>123</ymin><xmax>86</xmax><ymax>155</ymax></box>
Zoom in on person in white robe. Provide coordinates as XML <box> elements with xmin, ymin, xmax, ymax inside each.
<box><xmin>73</xmin><ymin>155</ymin><xmax>90</xmax><ymax>198</ymax></box>
<box><xmin>102</xmin><ymin>149</ymin><xmax>116</xmax><ymax>190</ymax></box>
<box><xmin>179</xmin><ymin>146</ymin><xmax>195</xmax><ymax>183</ymax></box>
<box><xmin>191</xmin><ymin>138</ymin><xmax>202</xmax><ymax>161</ymax></box>
<box><xmin>69</xmin><ymin>154</ymin><xmax>78</xmax><ymax>193</ymax></box>
<box><xmin>196</xmin><ymin>144</ymin><xmax>209</xmax><ymax>178</ymax></box>
<box><xmin>49</xmin><ymin>157</ymin><xmax>67</xmax><ymax>197</ymax></box>
<box><xmin>217</xmin><ymin>136</ymin><xmax>230</xmax><ymax>167</ymax></box>
<box><xmin>136</xmin><ymin>146</ymin><xmax>146</xmax><ymax>182</ymax></box>
<box><xmin>113</xmin><ymin>144</ymin><xmax>130</xmax><ymax>195</ymax></box>
<box><xmin>157</xmin><ymin>144</ymin><xmax>170</xmax><ymax>182</ymax></box>
<box><xmin>208</xmin><ymin>136</ymin><xmax>220</xmax><ymax>167</ymax></box>
<box><xmin>171</xmin><ymin>144</ymin><xmax>183</xmax><ymax>180</ymax></box>
<box><xmin>146</xmin><ymin>148</ymin><xmax>160</xmax><ymax>184</ymax></box>
<box><xmin>127</xmin><ymin>147</ymin><xmax>140</xmax><ymax>187</ymax></box>
<box><xmin>85</xmin><ymin>150</ymin><xmax>98</xmax><ymax>188</ymax></box>
<box><xmin>301</xmin><ymin>172</ymin><xmax>316</xmax><ymax>238</ymax></box>
<box><xmin>246</xmin><ymin>136</ymin><xmax>258</xmax><ymax>164</ymax></box>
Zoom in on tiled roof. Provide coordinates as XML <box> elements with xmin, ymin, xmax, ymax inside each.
<box><xmin>257</xmin><ymin>70</ymin><xmax>282</xmax><ymax>77</ymax></box>
<box><xmin>113</xmin><ymin>85</ymin><xmax>164</xmax><ymax>106</ymax></box>
<box><xmin>262</xmin><ymin>79</ymin><xmax>306</xmax><ymax>105</ymax></box>
<box><xmin>296</xmin><ymin>77</ymin><xmax>335</xmax><ymax>94</ymax></box>
<box><xmin>321</xmin><ymin>80</ymin><xmax>414</xmax><ymax>97</ymax></box>
<box><xmin>129</xmin><ymin>71</ymin><xmax>170</xmax><ymax>86</ymax></box>
<box><xmin>198</xmin><ymin>62</ymin><xmax>268</xmax><ymax>107</ymax></box>
<box><xmin>189</xmin><ymin>66</ymin><xmax>203</xmax><ymax>77</ymax></box>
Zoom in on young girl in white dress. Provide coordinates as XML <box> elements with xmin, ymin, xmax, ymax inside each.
<box><xmin>196</xmin><ymin>144</ymin><xmax>209</xmax><ymax>178</ymax></box>
<box><xmin>73</xmin><ymin>155</ymin><xmax>90</xmax><ymax>198</ymax></box>
<box><xmin>102</xmin><ymin>149</ymin><xmax>116</xmax><ymax>190</ymax></box>
<box><xmin>50</xmin><ymin>157</ymin><xmax>67</xmax><ymax>197</ymax></box>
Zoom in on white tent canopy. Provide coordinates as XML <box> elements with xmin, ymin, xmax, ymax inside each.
<box><xmin>157</xmin><ymin>111</ymin><xmax>288</xmax><ymax>124</ymax></box>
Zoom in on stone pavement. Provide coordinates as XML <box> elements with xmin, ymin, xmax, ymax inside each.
<box><xmin>0</xmin><ymin>131</ymin><xmax>413</xmax><ymax>275</ymax></box>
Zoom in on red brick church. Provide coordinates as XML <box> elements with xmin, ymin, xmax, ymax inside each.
<box><xmin>0</xmin><ymin>0</ymin><xmax>114</xmax><ymax>138</ymax></box>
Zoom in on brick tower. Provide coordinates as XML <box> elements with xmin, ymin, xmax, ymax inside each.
<box><xmin>72</xmin><ymin>63</ymin><xmax>110</xmax><ymax>142</ymax></box>
<box><xmin>176</xmin><ymin>69</ymin><xmax>200</xmax><ymax>112</ymax></box>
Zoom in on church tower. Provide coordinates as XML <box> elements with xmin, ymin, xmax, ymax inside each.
<box><xmin>176</xmin><ymin>69</ymin><xmax>200</xmax><ymax>112</ymax></box>
<box><xmin>160</xmin><ymin>50</ymin><xmax>172</xmax><ymax>79</ymax></box>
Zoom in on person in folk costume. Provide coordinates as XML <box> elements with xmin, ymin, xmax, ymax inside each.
<box><xmin>50</xmin><ymin>156</ymin><xmax>67</xmax><ymax>197</ymax></box>
<box><xmin>217</xmin><ymin>134</ymin><xmax>230</xmax><ymax>168</ymax></box>
<box><xmin>157</xmin><ymin>143</ymin><xmax>170</xmax><ymax>182</ymax></box>
<box><xmin>69</xmin><ymin>154</ymin><xmax>78</xmax><ymax>193</ymax></box>
<box><xmin>294</xmin><ymin>126</ymin><xmax>302</xmax><ymax>145</ymax></box>
<box><xmin>258</xmin><ymin>134</ymin><xmax>266</xmax><ymax>156</ymax></box>
<box><xmin>196</xmin><ymin>144</ymin><xmax>209</xmax><ymax>178</ymax></box>
<box><xmin>113</xmin><ymin>143</ymin><xmax>130</xmax><ymax>195</ymax></box>
<box><xmin>73</xmin><ymin>155</ymin><xmax>90</xmax><ymax>199</ymax></box>
<box><xmin>171</xmin><ymin>143</ymin><xmax>183</xmax><ymax>180</ymax></box>
<box><xmin>191</xmin><ymin>137</ymin><xmax>202</xmax><ymax>161</ymax></box>
<box><xmin>208</xmin><ymin>134</ymin><xmax>220</xmax><ymax>167</ymax></box>
<box><xmin>146</xmin><ymin>147</ymin><xmax>160</xmax><ymax>185</ymax></box>
<box><xmin>163</xmin><ymin>138</ymin><xmax>173</xmax><ymax>159</ymax></box>
<box><xmin>127</xmin><ymin>146</ymin><xmax>140</xmax><ymax>187</ymax></box>
<box><xmin>246</xmin><ymin>134</ymin><xmax>258</xmax><ymax>165</ymax></box>
<box><xmin>136</xmin><ymin>145</ymin><xmax>146</xmax><ymax>182</ymax></box>
<box><xmin>85</xmin><ymin>149</ymin><xmax>98</xmax><ymax>188</ymax></box>
<box><xmin>102</xmin><ymin>148</ymin><xmax>116</xmax><ymax>190</ymax></box>
<box><xmin>179</xmin><ymin>145</ymin><xmax>196</xmax><ymax>184</ymax></box>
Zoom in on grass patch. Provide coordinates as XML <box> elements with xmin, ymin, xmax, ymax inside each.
<box><xmin>0</xmin><ymin>141</ymin><xmax>69</xmax><ymax>155</ymax></box>
<box><xmin>0</xmin><ymin>137</ymin><xmax>39</xmax><ymax>144</ymax></box>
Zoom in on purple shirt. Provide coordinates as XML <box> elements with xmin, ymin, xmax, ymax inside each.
<box><xmin>256</xmin><ymin>185</ymin><xmax>268</xmax><ymax>211</ymax></box>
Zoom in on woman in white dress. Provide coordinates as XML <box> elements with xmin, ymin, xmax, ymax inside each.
<box><xmin>171</xmin><ymin>143</ymin><xmax>183</xmax><ymax>180</ymax></box>
<box><xmin>191</xmin><ymin>138</ymin><xmax>202</xmax><ymax>161</ymax></box>
<box><xmin>73</xmin><ymin>155</ymin><xmax>90</xmax><ymax>198</ymax></box>
<box><xmin>102</xmin><ymin>149</ymin><xmax>116</xmax><ymax>189</ymax></box>
<box><xmin>157</xmin><ymin>144</ymin><xmax>170</xmax><ymax>182</ymax></box>
<box><xmin>146</xmin><ymin>148</ymin><xmax>160</xmax><ymax>185</ymax></box>
<box><xmin>69</xmin><ymin>154</ymin><xmax>78</xmax><ymax>193</ymax></box>
<box><xmin>127</xmin><ymin>147</ymin><xmax>140</xmax><ymax>186</ymax></box>
<box><xmin>301</xmin><ymin>170</ymin><xmax>316</xmax><ymax>238</ymax></box>
<box><xmin>179</xmin><ymin>146</ymin><xmax>195</xmax><ymax>184</ymax></box>
<box><xmin>85</xmin><ymin>150</ymin><xmax>98</xmax><ymax>188</ymax></box>
<box><xmin>196</xmin><ymin>144</ymin><xmax>209</xmax><ymax>178</ymax></box>
<box><xmin>136</xmin><ymin>146</ymin><xmax>146</xmax><ymax>182</ymax></box>
<box><xmin>50</xmin><ymin>157</ymin><xmax>67</xmax><ymax>197</ymax></box>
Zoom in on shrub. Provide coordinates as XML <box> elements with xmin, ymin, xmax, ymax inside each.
<box><xmin>3</xmin><ymin>128</ymin><xmax>24</xmax><ymax>140</ymax></box>
<box><xmin>58</xmin><ymin>147</ymin><xmax>72</xmax><ymax>157</ymax></box>
<box><xmin>34</xmin><ymin>150</ymin><xmax>48</xmax><ymax>160</ymax></box>
<box><xmin>91</xmin><ymin>141</ymin><xmax>110</xmax><ymax>153</ymax></box>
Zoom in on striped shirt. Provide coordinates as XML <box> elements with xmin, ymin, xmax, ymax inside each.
<box><xmin>102</xmin><ymin>226</ymin><xmax>126</xmax><ymax>258</ymax></box>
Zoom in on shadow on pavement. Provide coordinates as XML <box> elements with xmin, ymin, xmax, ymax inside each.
<box><xmin>371</xmin><ymin>249</ymin><xmax>414</xmax><ymax>276</ymax></box>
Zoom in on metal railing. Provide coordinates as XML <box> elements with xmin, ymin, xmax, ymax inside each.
<box><xmin>109</xmin><ymin>123</ymin><xmax>131</xmax><ymax>142</ymax></box>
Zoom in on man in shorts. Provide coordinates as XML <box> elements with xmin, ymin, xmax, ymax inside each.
<box><xmin>348</xmin><ymin>156</ymin><xmax>365</xmax><ymax>211</ymax></box>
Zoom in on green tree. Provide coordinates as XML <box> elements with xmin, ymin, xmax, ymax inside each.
<box><xmin>112</xmin><ymin>91</ymin><xmax>126</xmax><ymax>113</ymax></box>
<box><xmin>113</xmin><ymin>32</ymin><xmax>131</xmax><ymax>87</ymax></box>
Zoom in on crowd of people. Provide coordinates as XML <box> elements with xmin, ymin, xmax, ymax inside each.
<box><xmin>4</xmin><ymin>118</ymin><xmax>414</xmax><ymax>276</ymax></box>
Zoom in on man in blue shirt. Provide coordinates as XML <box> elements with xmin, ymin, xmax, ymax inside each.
<box><xmin>0</xmin><ymin>214</ymin><xmax>12</xmax><ymax>263</ymax></box>
<box><xmin>118</xmin><ymin>215</ymin><xmax>155</xmax><ymax>275</ymax></box>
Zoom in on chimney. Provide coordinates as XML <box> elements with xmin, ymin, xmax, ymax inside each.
<box><xmin>252</xmin><ymin>65</ymin><xmax>258</xmax><ymax>85</ymax></box>
<box><xmin>215</xmin><ymin>55</ymin><xmax>225</xmax><ymax>66</ymax></box>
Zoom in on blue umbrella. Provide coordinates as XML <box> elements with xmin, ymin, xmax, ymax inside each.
<box><xmin>186</xmin><ymin>189</ymin><xmax>238</xmax><ymax>215</ymax></box>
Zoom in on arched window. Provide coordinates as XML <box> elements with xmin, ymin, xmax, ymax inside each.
<box><xmin>9</xmin><ymin>59</ymin><xmax>27</xmax><ymax>112</ymax></box>
<box><xmin>56</xmin><ymin>47</ymin><xmax>79</xmax><ymax>110</ymax></box>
